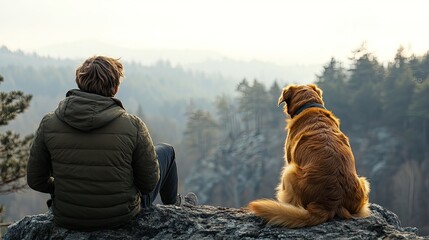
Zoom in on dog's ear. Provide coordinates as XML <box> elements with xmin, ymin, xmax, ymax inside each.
<box><xmin>278</xmin><ymin>85</ymin><xmax>296</xmax><ymax>106</ymax></box>
<box><xmin>308</xmin><ymin>84</ymin><xmax>323</xmax><ymax>97</ymax></box>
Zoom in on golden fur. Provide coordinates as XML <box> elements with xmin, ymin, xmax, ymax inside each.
<box><xmin>248</xmin><ymin>84</ymin><xmax>370</xmax><ymax>228</ymax></box>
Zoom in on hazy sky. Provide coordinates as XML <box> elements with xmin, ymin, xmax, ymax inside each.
<box><xmin>1</xmin><ymin>0</ymin><xmax>428</xmax><ymax>65</ymax></box>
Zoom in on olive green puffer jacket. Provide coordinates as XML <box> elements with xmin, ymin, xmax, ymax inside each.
<box><xmin>27</xmin><ymin>89</ymin><xmax>159</xmax><ymax>230</ymax></box>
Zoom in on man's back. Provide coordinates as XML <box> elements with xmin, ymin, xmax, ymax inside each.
<box><xmin>28</xmin><ymin>90</ymin><xmax>149</xmax><ymax>230</ymax></box>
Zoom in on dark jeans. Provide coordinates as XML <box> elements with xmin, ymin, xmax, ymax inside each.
<box><xmin>140</xmin><ymin>143</ymin><xmax>178</xmax><ymax>208</ymax></box>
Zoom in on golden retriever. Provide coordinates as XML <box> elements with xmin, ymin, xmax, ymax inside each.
<box><xmin>248</xmin><ymin>84</ymin><xmax>370</xmax><ymax>228</ymax></box>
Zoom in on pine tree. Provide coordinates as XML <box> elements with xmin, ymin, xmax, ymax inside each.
<box><xmin>267</xmin><ymin>81</ymin><xmax>283</xmax><ymax>129</ymax></box>
<box><xmin>409</xmin><ymin>78</ymin><xmax>429</xmax><ymax>161</ymax></box>
<box><xmin>0</xmin><ymin>74</ymin><xmax>33</xmax><ymax>194</ymax></box>
<box><xmin>184</xmin><ymin>109</ymin><xmax>219</xmax><ymax>159</ymax></box>
<box><xmin>236</xmin><ymin>79</ymin><xmax>269</xmax><ymax>133</ymax></box>
<box><xmin>382</xmin><ymin>46</ymin><xmax>415</xmax><ymax>132</ymax></box>
<box><xmin>316</xmin><ymin>58</ymin><xmax>351</xmax><ymax>130</ymax></box>
<box><xmin>215</xmin><ymin>94</ymin><xmax>239</xmax><ymax>137</ymax></box>
<box><xmin>347</xmin><ymin>44</ymin><xmax>385</xmax><ymax>132</ymax></box>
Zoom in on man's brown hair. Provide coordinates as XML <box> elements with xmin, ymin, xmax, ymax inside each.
<box><xmin>75</xmin><ymin>56</ymin><xmax>124</xmax><ymax>97</ymax></box>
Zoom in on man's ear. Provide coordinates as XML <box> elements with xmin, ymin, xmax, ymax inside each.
<box><xmin>278</xmin><ymin>85</ymin><xmax>296</xmax><ymax>106</ymax></box>
<box><xmin>308</xmin><ymin>84</ymin><xmax>323</xmax><ymax>97</ymax></box>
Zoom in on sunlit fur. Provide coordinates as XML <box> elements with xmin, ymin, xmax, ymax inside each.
<box><xmin>248</xmin><ymin>84</ymin><xmax>370</xmax><ymax>228</ymax></box>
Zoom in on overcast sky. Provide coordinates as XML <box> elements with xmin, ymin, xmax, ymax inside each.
<box><xmin>1</xmin><ymin>0</ymin><xmax>428</xmax><ymax>65</ymax></box>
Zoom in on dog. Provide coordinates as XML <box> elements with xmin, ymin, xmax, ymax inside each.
<box><xmin>248</xmin><ymin>84</ymin><xmax>370</xmax><ymax>228</ymax></box>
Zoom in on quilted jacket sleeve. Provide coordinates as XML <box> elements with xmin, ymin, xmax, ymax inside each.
<box><xmin>132</xmin><ymin>117</ymin><xmax>160</xmax><ymax>195</ymax></box>
<box><xmin>27</xmin><ymin>115</ymin><xmax>54</xmax><ymax>194</ymax></box>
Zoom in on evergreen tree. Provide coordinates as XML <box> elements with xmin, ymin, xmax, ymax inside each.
<box><xmin>410</xmin><ymin>51</ymin><xmax>429</xmax><ymax>84</ymax></box>
<box><xmin>215</xmin><ymin>94</ymin><xmax>239</xmax><ymax>137</ymax></box>
<box><xmin>0</xmin><ymin>74</ymin><xmax>33</xmax><ymax>194</ymax></box>
<box><xmin>184</xmin><ymin>109</ymin><xmax>218</xmax><ymax>159</ymax></box>
<box><xmin>409</xmin><ymin>78</ymin><xmax>429</xmax><ymax>161</ymax></box>
<box><xmin>236</xmin><ymin>79</ymin><xmax>269</xmax><ymax>133</ymax></box>
<box><xmin>347</xmin><ymin>44</ymin><xmax>385</xmax><ymax>132</ymax></box>
<box><xmin>382</xmin><ymin>46</ymin><xmax>415</xmax><ymax>132</ymax></box>
<box><xmin>316</xmin><ymin>58</ymin><xmax>351</xmax><ymax>130</ymax></box>
<box><xmin>267</xmin><ymin>81</ymin><xmax>283</xmax><ymax>129</ymax></box>
<box><xmin>249</xmin><ymin>80</ymin><xmax>269</xmax><ymax>133</ymax></box>
<box><xmin>236</xmin><ymin>79</ymin><xmax>252</xmax><ymax>131</ymax></box>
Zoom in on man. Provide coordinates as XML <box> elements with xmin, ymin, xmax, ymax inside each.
<box><xmin>27</xmin><ymin>56</ymin><xmax>196</xmax><ymax>231</ymax></box>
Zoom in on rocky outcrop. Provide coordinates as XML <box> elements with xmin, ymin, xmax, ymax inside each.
<box><xmin>4</xmin><ymin>203</ymin><xmax>427</xmax><ymax>239</ymax></box>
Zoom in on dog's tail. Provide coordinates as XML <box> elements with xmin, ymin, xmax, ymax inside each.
<box><xmin>248</xmin><ymin>199</ymin><xmax>331</xmax><ymax>228</ymax></box>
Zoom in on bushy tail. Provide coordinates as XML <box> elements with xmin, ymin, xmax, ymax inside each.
<box><xmin>248</xmin><ymin>199</ymin><xmax>331</xmax><ymax>228</ymax></box>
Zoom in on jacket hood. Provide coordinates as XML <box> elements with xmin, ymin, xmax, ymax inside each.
<box><xmin>55</xmin><ymin>89</ymin><xmax>126</xmax><ymax>131</ymax></box>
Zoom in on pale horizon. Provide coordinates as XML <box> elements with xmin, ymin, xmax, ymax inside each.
<box><xmin>1</xmin><ymin>0</ymin><xmax>429</xmax><ymax>66</ymax></box>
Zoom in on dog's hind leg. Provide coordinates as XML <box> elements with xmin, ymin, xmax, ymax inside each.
<box><xmin>276</xmin><ymin>163</ymin><xmax>302</xmax><ymax>206</ymax></box>
<box><xmin>353</xmin><ymin>177</ymin><xmax>371</xmax><ymax>218</ymax></box>
<box><xmin>344</xmin><ymin>176</ymin><xmax>371</xmax><ymax>218</ymax></box>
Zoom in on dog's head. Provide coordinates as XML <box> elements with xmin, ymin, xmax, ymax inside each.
<box><xmin>278</xmin><ymin>84</ymin><xmax>324</xmax><ymax>117</ymax></box>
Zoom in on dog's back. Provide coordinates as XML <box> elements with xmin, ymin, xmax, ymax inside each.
<box><xmin>288</xmin><ymin>107</ymin><xmax>370</xmax><ymax>217</ymax></box>
<box><xmin>248</xmin><ymin>84</ymin><xmax>370</xmax><ymax>228</ymax></box>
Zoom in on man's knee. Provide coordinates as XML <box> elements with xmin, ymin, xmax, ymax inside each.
<box><xmin>155</xmin><ymin>143</ymin><xmax>175</xmax><ymax>162</ymax></box>
<box><xmin>157</xmin><ymin>142</ymin><xmax>173</xmax><ymax>150</ymax></box>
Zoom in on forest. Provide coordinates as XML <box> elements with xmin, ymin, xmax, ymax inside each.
<box><xmin>0</xmin><ymin>45</ymin><xmax>428</xmax><ymax>234</ymax></box>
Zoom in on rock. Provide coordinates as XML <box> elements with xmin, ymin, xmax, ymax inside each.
<box><xmin>4</xmin><ymin>203</ymin><xmax>427</xmax><ymax>240</ymax></box>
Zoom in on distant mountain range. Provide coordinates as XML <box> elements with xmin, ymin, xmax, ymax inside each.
<box><xmin>32</xmin><ymin>40</ymin><xmax>322</xmax><ymax>85</ymax></box>
<box><xmin>35</xmin><ymin>40</ymin><xmax>221</xmax><ymax>65</ymax></box>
